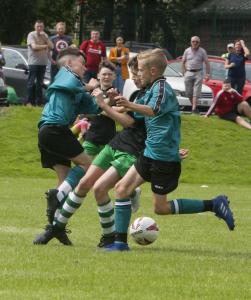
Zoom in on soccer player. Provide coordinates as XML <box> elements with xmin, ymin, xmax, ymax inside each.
<box><xmin>104</xmin><ymin>49</ymin><xmax>235</xmax><ymax>251</ymax></box>
<box><xmin>43</xmin><ymin>60</ymin><xmax>118</xmax><ymax>227</ymax></box>
<box><xmin>35</xmin><ymin>47</ymin><xmax>101</xmax><ymax>245</ymax></box>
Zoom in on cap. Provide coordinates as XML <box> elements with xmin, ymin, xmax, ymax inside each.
<box><xmin>227</xmin><ymin>43</ymin><xmax>234</xmax><ymax>48</ymax></box>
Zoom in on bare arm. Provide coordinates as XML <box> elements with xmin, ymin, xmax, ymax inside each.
<box><xmin>204</xmin><ymin>59</ymin><xmax>210</xmax><ymax>80</ymax></box>
<box><xmin>115</xmin><ymin>96</ymin><xmax>155</xmax><ymax>116</ymax></box>
<box><xmin>92</xmin><ymin>89</ymin><xmax>135</xmax><ymax>127</ymax></box>
<box><xmin>225</xmin><ymin>58</ymin><xmax>235</xmax><ymax>69</ymax></box>
<box><xmin>181</xmin><ymin>59</ymin><xmax>186</xmax><ymax>75</ymax></box>
<box><xmin>240</xmin><ymin>40</ymin><xmax>250</xmax><ymax>57</ymax></box>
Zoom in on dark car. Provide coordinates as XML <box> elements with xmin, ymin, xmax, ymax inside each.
<box><xmin>2</xmin><ymin>46</ymin><xmax>50</xmax><ymax>102</ymax></box>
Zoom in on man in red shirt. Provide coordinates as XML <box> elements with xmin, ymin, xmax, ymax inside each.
<box><xmin>80</xmin><ymin>30</ymin><xmax>106</xmax><ymax>82</ymax></box>
<box><xmin>205</xmin><ymin>79</ymin><xmax>251</xmax><ymax>129</ymax></box>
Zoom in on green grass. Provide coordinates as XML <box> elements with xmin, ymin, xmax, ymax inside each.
<box><xmin>0</xmin><ymin>107</ymin><xmax>250</xmax><ymax>299</ymax></box>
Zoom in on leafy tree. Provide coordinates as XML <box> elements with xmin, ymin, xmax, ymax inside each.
<box><xmin>0</xmin><ymin>0</ymin><xmax>36</xmax><ymax>44</ymax></box>
<box><xmin>0</xmin><ymin>0</ymin><xmax>76</xmax><ymax>45</ymax></box>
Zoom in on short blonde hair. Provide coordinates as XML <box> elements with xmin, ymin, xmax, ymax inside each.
<box><xmin>137</xmin><ymin>48</ymin><xmax>167</xmax><ymax>75</ymax></box>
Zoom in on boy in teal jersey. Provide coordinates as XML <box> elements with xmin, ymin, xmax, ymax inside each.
<box><xmin>42</xmin><ymin>61</ymin><xmax>118</xmax><ymax>228</ymax></box>
<box><xmin>35</xmin><ymin>48</ymin><xmax>101</xmax><ymax>245</ymax></box>
<box><xmin>105</xmin><ymin>49</ymin><xmax>235</xmax><ymax>251</ymax></box>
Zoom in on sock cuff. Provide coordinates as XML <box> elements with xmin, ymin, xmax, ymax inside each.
<box><xmin>69</xmin><ymin>191</ymin><xmax>83</xmax><ymax>204</ymax></box>
<box><xmin>98</xmin><ymin>200</ymin><xmax>113</xmax><ymax>212</ymax></box>
<box><xmin>170</xmin><ymin>199</ymin><xmax>179</xmax><ymax>214</ymax></box>
<box><xmin>115</xmin><ymin>198</ymin><xmax>131</xmax><ymax>206</ymax></box>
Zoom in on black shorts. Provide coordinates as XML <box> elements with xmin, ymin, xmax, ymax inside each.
<box><xmin>38</xmin><ymin>125</ymin><xmax>84</xmax><ymax>168</ymax></box>
<box><xmin>219</xmin><ymin>105</ymin><xmax>240</xmax><ymax>122</ymax></box>
<box><xmin>134</xmin><ymin>153</ymin><xmax>181</xmax><ymax>195</ymax></box>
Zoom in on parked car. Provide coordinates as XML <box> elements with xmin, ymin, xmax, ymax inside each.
<box><xmin>168</xmin><ymin>56</ymin><xmax>251</xmax><ymax>105</ymax></box>
<box><xmin>123</xmin><ymin>64</ymin><xmax>213</xmax><ymax>111</ymax></box>
<box><xmin>2</xmin><ymin>46</ymin><xmax>50</xmax><ymax>102</ymax></box>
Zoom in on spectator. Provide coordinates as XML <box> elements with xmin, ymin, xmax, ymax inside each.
<box><xmin>79</xmin><ymin>30</ymin><xmax>106</xmax><ymax>82</ymax></box>
<box><xmin>27</xmin><ymin>20</ymin><xmax>53</xmax><ymax>106</ymax></box>
<box><xmin>182</xmin><ymin>36</ymin><xmax>210</xmax><ymax>114</ymax></box>
<box><xmin>205</xmin><ymin>79</ymin><xmax>251</xmax><ymax>130</ymax></box>
<box><xmin>225</xmin><ymin>39</ymin><xmax>250</xmax><ymax>95</ymax></box>
<box><xmin>221</xmin><ymin>43</ymin><xmax>234</xmax><ymax>59</ymax></box>
<box><xmin>50</xmin><ymin>22</ymin><xmax>73</xmax><ymax>82</ymax></box>
<box><xmin>108</xmin><ymin>36</ymin><xmax>129</xmax><ymax>92</ymax></box>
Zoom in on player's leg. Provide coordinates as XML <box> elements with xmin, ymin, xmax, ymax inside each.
<box><xmin>105</xmin><ymin>165</ymin><xmax>145</xmax><ymax>251</ymax></box>
<box><xmin>150</xmin><ymin>160</ymin><xmax>235</xmax><ymax>230</ymax></box>
<box><xmin>55</xmin><ymin>164</ymin><xmax>105</xmax><ymax>229</ymax></box>
<box><xmin>33</xmin><ymin>164</ymin><xmax>105</xmax><ymax>246</ymax></box>
<box><xmin>235</xmin><ymin>116</ymin><xmax>251</xmax><ymax>129</ymax></box>
<box><xmin>94</xmin><ymin>166</ymin><xmax>121</xmax><ymax>247</ymax></box>
<box><xmin>47</xmin><ymin>145</ymin><xmax>115</xmax><ymax>236</ymax></box>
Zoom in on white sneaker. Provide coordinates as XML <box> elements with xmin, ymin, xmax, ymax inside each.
<box><xmin>130</xmin><ymin>187</ymin><xmax>141</xmax><ymax>213</ymax></box>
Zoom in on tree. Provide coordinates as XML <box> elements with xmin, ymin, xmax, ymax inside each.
<box><xmin>0</xmin><ymin>0</ymin><xmax>76</xmax><ymax>45</ymax></box>
<box><xmin>0</xmin><ymin>0</ymin><xmax>36</xmax><ymax>44</ymax></box>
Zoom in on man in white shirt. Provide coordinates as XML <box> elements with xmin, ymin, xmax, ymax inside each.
<box><xmin>27</xmin><ymin>20</ymin><xmax>53</xmax><ymax>106</ymax></box>
<box><xmin>182</xmin><ymin>36</ymin><xmax>210</xmax><ymax>114</ymax></box>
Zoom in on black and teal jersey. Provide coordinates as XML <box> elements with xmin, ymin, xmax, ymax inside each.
<box><xmin>142</xmin><ymin>77</ymin><xmax>181</xmax><ymax>162</ymax></box>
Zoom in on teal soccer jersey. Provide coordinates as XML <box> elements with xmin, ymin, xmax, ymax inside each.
<box><xmin>142</xmin><ymin>77</ymin><xmax>181</xmax><ymax>162</ymax></box>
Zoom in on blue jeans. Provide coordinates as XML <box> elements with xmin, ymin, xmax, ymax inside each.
<box><xmin>228</xmin><ymin>76</ymin><xmax>245</xmax><ymax>95</ymax></box>
<box><xmin>114</xmin><ymin>65</ymin><xmax>125</xmax><ymax>93</ymax></box>
<box><xmin>27</xmin><ymin>65</ymin><xmax>46</xmax><ymax>105</ymax></box>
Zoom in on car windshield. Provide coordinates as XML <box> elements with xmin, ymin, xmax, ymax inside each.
<box><xmin>164</xmin><ymin>65</ymin><xmax>182</xmax><ymax>77</ymax></box>
<box><xmin>207</xmin><ymin>61</ymin><xmax>225</xmax><ymax>80</ymax></box>
<box><xmin>167</xmin><ymin>61</ymin><xmax>182</xmax><ymax>74</ymax></box>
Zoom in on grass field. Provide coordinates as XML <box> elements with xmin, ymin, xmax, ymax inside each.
<box><xmin>0</xmin><ymin>107</ymin><xmax>250</xmax><ymax>300</ymax></box>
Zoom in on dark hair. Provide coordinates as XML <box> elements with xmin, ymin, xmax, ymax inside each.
<box><xmin>128</xmin><ymin>55</ymin><xmax>138</xmax><ymax>70</ymax></box>
<box><xmin>98</xmin><ymin>60</ymin><xmax>116</xmax><ymax>73</ymax></box>
<box><xmin>223</xmin><ymin>79</ymin><xmax>231</xmax><ymax>84</ymax></box>
<box><xmin>57</xmin><ymin>48</ymin><xmax>86</xmax><ymax>61</ymax></box>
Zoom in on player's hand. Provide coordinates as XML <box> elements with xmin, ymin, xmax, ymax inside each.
<box><xmin>91</xmin><ymin>88</ymin><xmax>105</xmax><ymax>108</ymax></box>
<box><xmin>86</xmin><ymin>78</ymin><xmax>99</xmax><ymax>91</ymax></box>
<box><xmin>115</xmin><ymin>96</ymin><xmax>131</xmax><ymax>108</ymax></box>
<box><xmin>107</xmin><ymin>88</ymin><xmax>119</xmax><ymax>104</ymax></box>
<box><xmin>179</xmin><ymin>148</ymin><xmax>189</xmax><ymax>160</ymax></box>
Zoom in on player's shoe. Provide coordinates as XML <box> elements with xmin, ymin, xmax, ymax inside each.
<box><xmin>33</xmin><ymin>224</ymin><xmax>72</xmax><ymax>245</ymax></box>
<box><xmin>212</xmin><ymin>195</ymin><xmax>235</xmax><ymax>231</ymax></box>
<box><xmin>130</xmin><ymin>187</ymin><xmax>141</xmax><ymax>213</ymax></box>
<box><xmin>97</xmin><ymin>234</ymin><xmax>115</xmax><ymax>248</ymax></box>
<box><xmin>103</xmin><ymin>242</ymin><xmax>130</xmax><ymax>252</ymax></box>
<box><xmin>45</xmin><ymin>189</ymin><xmax>60</xmax><ymax>224</ymax></box>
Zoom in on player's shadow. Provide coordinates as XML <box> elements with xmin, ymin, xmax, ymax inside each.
<box><xmin>132</xmin><ymin>246</ymin><xmax>251</xmax><ymax>259</ymax></box>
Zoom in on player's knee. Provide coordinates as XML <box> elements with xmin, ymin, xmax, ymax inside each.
<box><xmin>93</xmin><ymin>183</ymin><xmax>106</xmax><ymax>200</ymax></box>
<box><xmin>78</xmin><ymin>176</ymin><xmax>92</xmax><ymax>192</ymax></box>
<box><xmin>115</xmin><ymin>182</ymin><xmax>130</xmax><ymax>199</ymax></box>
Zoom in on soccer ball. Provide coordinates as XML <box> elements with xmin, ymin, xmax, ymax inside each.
<box><xmin>129</xmin><ymin>217</ymin><xmax>159</xmax><ymax>245</ymax></box>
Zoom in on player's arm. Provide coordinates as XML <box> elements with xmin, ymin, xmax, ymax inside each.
<box><xmin>92</xmin><ymin>89</ymin><xmax>135</xmax><ymax>127</ymax></box>
<box><xmin>115</xmin><ymin>96</ymin><xmax>155</xmax><ymax>116</ymax></box>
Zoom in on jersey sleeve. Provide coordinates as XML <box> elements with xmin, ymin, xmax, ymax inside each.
<box><xmin>146</xmin><ymin>80</ymin><xmax>166</xmax><ymax>115</ymax></box>
<box><xmin>79</xmin><ymin>92</ymin><xmax>101</xmax><ymax>115</ymax></box>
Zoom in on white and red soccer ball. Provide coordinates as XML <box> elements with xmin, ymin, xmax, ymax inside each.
<box><xmin>129</xmin><ymin>217</ymin><xmax>159</xmax><ymax>245</ymax></box>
